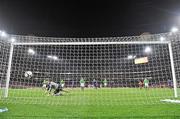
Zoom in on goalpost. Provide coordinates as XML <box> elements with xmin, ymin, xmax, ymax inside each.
<box><xmin>3</xmin><ymin>41</ymin><xmax>178</xmax><ymax>99</ymax></box>
<box><xmin>168</xmin><ymin>43</ymin><xmax>178</xmax><ymax>98</ymax></box>
<box><xmin>0</xmin><ymin>33</ymin><xmax>179</xmax><ymax>106</ymax></box>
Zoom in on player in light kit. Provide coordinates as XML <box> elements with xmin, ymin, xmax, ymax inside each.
<box><xmin>103</xmin><ymin>79</ymin><xmax>107</xmax><ymax>87</ymax></box>
<box><xmin>42</xmin><ymin>80</ymin><xmax>48</xmax><ymax>90</ymax></box>
<box><xmin>60</xmin><ymin>79</ymin><xmax>65</xmax><ymax>88</ymax></box>
<box><xmin>144</xmin><ymin>78</ymin><xmax>149</xmax><ymax>89</ymax></box>
<box><xmin>80</xmin><ymin>77</ymin><xmax>85</xmax><ymax>90</ymax></box>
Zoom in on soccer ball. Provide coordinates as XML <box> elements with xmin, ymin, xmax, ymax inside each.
<box><xmin>24</xmin><ymin>71</ymin><xmax>33</xmax><ymax>78</ymax></box>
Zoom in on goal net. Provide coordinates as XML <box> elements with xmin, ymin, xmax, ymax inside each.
<box><xmin>0</xmin><ymin>33</ymin><xmax>180</xmax><ymax>105</ymax></box>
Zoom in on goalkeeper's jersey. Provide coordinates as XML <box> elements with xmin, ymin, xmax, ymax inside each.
<box><xmin>50</xmin><ymin>81</ymin><xmax>59</xmax><ymax>89</ymax></box>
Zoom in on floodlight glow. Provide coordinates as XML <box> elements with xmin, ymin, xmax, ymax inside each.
<box><xmin>47</xmin><ymin>55</ymin><xmax>58</xmax><ymax>60</ymax></box>
<box><xmin>160</xmin><ymin>37</ymin><xmax>165</xmax><ymax>41</ymax></box>
<box><xmin>47</xmin><ymin>55</ymin><xmax>53</xmax><ymax>58</ymax></box>
<box><xmin>144</xmin><ymin>46</ymin><xmax>152</xmax><ymax>53</ymax></box>
<box><xmin>11</xmin><ymin>38</ymin><xmax>16</xmax><ymax>43</ymax></box>
<box><xmin>171</xmin><ymin>27</ymin><xmax>178</xmax><ymax>33</ymax></box>
<box><xmin>28</xmin><ymin>48</ymin><xmax>35</xmax><ymax>55</ymax></box>
<box><xmin>0</xmin><ymin>31</ymin><xmax>7</xmax><ymax>37</ymax></box>
<box><xmin>52</xmin><ymin>56</ymin><xmax>58</xmax><ymax>60</ymax></box>
<box><xmin>127</xmin><ymin>55</ymin><xmax>136</xmax><ymax>59</ymax></box>
<box><xmin>127</xmin><ymin>55</ymin><xmax>133</xmax><ymax>59</ymax></box>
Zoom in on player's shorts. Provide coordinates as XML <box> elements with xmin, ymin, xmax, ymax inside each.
<box><xmin>104</xmin><ymin>83</ymin><xmax>107</xmax><ymax>86</ymax></box>
<box><xmin>54</xmin><ymin>91</ymin><xmax>61</xmax><ymax>96</ymax></box>
<box><xmin>61</xmin><ymin>84</ymin><xmax>65</xmax><ymax>88</ymax></box>
<box><xmin>42</xmin><ymin>84</ymin><xmax>46</xmax><ymax>88</ymax></box>
<box><xmin>80</xmin><ymin>83</ymin><xmax>85</xmax><ymax>87</ymax></box>
<box><xmin>145</xmin><ymin>83</ymin><xmax>149</xmax><ymax>87</ymax></box>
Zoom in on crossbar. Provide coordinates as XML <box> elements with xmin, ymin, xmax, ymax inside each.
<box><xmin>13</xmin><ymin>41</ymin><xmax>170</xmax><ymax>46</ymax></box>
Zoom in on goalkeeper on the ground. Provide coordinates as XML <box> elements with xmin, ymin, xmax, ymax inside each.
<box><xmin>46</xmin><ymin>81</ymin><xmax>67</xmax><ymax>96</ymax></box>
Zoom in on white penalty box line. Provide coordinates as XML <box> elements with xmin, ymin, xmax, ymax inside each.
<box><xmin>161</xmin><ymin>99</ymin><xmax>180</xmax><ymax>104</ymax></box>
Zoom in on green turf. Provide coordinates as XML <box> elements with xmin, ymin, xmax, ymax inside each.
<box><xmin>0</xmin><ymin>88</ymin><xmax>180</xmax><ymax>119</ymax></box>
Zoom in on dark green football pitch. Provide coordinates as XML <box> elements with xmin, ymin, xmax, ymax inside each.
<box><xmin>0</xmin><ymin>88</ymin><xmax>180</xmax><ymax>119</ymax></box>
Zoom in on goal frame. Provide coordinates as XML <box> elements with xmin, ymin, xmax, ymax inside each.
<box><xmin>4</xmin><ymin>41</ymin><xmax>178</xmax><ymax>98</ymax></box>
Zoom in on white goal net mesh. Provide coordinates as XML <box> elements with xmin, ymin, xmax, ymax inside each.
<box><xmin>0</xmin><ymin>33</ymin><xmax>180</xmax><ymax>105</ymax></box>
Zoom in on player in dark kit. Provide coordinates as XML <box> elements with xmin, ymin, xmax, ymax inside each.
<box><xmin>138</xmin><ymin>80</ymin><xmax>143</xmax><ymax>89</ymax></box>
<box><xmin>93</xmin><ymin>79</ymin><xmax>98</xmax><ymax>89</ymax></box>
<box><xmin>167</xmin><ymin>79</ymin><xmax>173</xmax><ymax>89</ymax></box>
<box><xmin>110</xmin><ymin>80</ymin><xmax>114</xmax><ymax>88</ymax></box>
